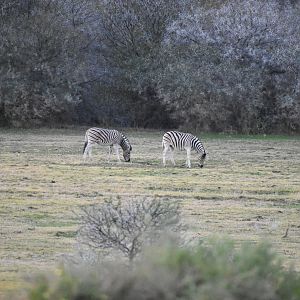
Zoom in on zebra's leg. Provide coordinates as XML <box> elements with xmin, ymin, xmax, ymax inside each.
<box><xmin>162</xmin><ymin>144</ymin><xmax>169</xmax><ymax>167</ymax></box>
<box><xmin>186</xmin><ymin>148</ymin><xmax>191</xmax><ymax>168</ymax></box>
<box><xmin>88</xmin><ymin>145</ymin><xmax>93</xmax><ymax>158</ymax></box>
<box><xmin>113</xmin><ymin>144</ymin><xmax>121</xmax><ymax>162</ymax></box>
<box><xmin>108</xmin><ymin>145</ymin><xmax>113</xmax><ymax>162</ymax></box>
<box><xmin>170</xmin><ymin>148</ymin><xmax>176</xmax><ymax>166</ymax></box>
<box><xmin>83</xmin><ymin>143</ymin><xmax>92</xmax><ymax>160</ymax></box>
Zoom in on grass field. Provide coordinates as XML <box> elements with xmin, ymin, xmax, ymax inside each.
<box><xmin>0</xmin><ymin>128</ymin><xmax>300</xmax><ymax>296</ymax></box>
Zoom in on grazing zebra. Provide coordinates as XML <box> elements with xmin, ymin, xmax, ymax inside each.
<box><xmin>83</xmin><ymin>128</ymin><xmax>132</xmax><ymax>162</ymax></box>
<box><xmin>162</xmin><ymin>131</ymin><xmax>206</xmax><ymax>168</ymax></box>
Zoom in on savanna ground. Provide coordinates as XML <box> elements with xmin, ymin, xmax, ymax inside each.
<box><xmin>0</xmin><ymin>128</ymin><xmax>299</xmax><ymax>297</ymax></box>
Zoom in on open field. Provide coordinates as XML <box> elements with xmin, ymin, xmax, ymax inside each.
<box><xmin>0</xmin><ymin>128</ymin><xmax>300</xmax><ymax>296</ymax></box>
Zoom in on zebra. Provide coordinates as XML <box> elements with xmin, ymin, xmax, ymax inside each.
<box><xmin>162</xmin><ymin>131</ymin><xmax>206</xmax><ymax>168</ymax></box>
<box><xmin>83</xmin><ymin>128</ymin><xmax>132</xmax><ymax>162</ymax></box>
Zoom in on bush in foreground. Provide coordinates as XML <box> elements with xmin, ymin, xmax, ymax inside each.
<box><xmin>78</xmin><ymin>198</ymin><xmax>183</xmax><ymax>261</ymax></box>
<box><xmin>26</xmin><ymin>239</ymin><xmax>300</xmax><ymax>300</ymax></box>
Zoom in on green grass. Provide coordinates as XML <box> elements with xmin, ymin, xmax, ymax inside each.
<box><xmin>0</xmin><ymin>127</ymin><xmax>300</xmax><ymax>295</ymax></box>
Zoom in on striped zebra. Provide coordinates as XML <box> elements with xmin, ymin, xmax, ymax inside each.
<box><xmin>162</xmin><ymin>131</ymin><xmax>206</xmax><ymax>168</ymax></box>
<box><xmin>83</xmin><ymin>128</ymin><xmax>132</xmax><ymax>162</ymax></box>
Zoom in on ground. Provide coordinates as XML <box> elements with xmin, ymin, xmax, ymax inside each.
<box><xmin>0</xmin><ymin>128</ymin><xmax>299</xmax><ymax>296</ymax></box>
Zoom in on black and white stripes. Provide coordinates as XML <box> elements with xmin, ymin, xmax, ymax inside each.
<box><xmin>83</xmin><ymin>128</ymin><xmax>132</xmax><ymax>162</ymax></box>
<box><xmin>162</xmin><ymin>131</ymin><xmax>206</xmax><ymax>168</ymax></box>
<box><xmin>82</xmin><ymin>128</ymin><xmax>206</xmax><ymax>168</ymax></box>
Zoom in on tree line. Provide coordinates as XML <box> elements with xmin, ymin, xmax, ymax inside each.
<box><xmin>0</xmin><ymin>0</ymin><xmax>299</xmax><ymax>133</ymax></box>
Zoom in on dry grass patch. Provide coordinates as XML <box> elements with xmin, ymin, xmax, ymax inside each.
<box><xmin>0</xmin><ymin>128</ymin><xmax>299</xmax><ymax>295</ymax></box>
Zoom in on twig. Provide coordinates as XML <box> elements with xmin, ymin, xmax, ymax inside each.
<box><xmin>282</xmin><ymin>224</ymin><xmax>289</xmax><ymax>238</ymax></box>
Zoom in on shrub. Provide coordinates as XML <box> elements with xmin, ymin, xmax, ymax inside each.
<box><xmin>78</xmin><ymin>197</ymin><xmax>183</xmax><ymax>261</ymax></box>
<box><xmin>25</xmin><ymin>239</ymin><xmax>300</xmax><ymax>300</ymax></box>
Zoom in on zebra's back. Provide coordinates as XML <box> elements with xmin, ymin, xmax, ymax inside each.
<box><xmin>162</xmin><ymin>131</ymin><xmax>194</xmax><ymax>150</ymax></box>
<box><xmin>86</xmin><ymin>128</ymin><xmax>121</xmax><ymax>145</ymax></box>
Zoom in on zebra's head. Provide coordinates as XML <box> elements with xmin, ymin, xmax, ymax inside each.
<box><xmin>123</xmin><ymin>145</ymin><xmax>132</xmax><ymax>162</ymax></box>
<box><xmin>198</xmin><ymin>152</ymin><xmax>206</xmax><ymax>168</ymax></box>
<box><xmin>120</xmin><ymin>134</ymin><xmax>132</xmax><ymax>162</ymax></box>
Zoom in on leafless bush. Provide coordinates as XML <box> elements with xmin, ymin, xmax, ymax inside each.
<box><xmin>78</xmin><ymin>198</ymin><xmax>183</xmax><ymax>261</ymax></box>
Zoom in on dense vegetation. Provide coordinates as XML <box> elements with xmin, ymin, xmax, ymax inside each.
<box><xmin>1</xmin><ymin>0</ymin><xmax>300</xmax><ymax>132</ymax></box>
<box><xmin>27</xmin><ymin>240</ymin><xmax>300</xmax><ymax>300</ymax></box>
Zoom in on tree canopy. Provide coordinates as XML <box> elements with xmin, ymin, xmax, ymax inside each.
<box><xmin>0</xmin><ymin>0</ymin><xmax>299</xmax><ymax>133</ymax></box>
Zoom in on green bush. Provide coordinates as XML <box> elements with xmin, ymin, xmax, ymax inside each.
<box><xmin>26</xmin><ymin>239</ymin><xmax>300</xmax><ymax>300</ymax></box>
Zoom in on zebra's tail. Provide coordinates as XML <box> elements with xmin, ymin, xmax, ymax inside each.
<box><xmin>83</xmin><ymin>132</ymin><xmax>89</xmax><ymax>154</ymax></box>
<box><xmin>83</xmin><ymin>141</ymin><xmax>88</xmax><ymax>154</ymax></box>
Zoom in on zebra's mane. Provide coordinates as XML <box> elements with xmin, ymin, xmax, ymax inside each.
<box><xmin>120</xmin><ymin>134</ymin><xmax>131</xmax><ymax>151</ymax></box>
